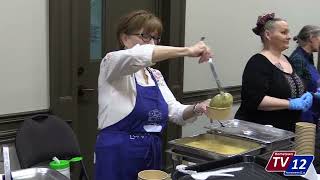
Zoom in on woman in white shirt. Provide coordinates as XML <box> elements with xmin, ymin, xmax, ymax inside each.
<box><xmin>95</xmin><ymin>10</ymin><xmax>213</xmax><ymax>180</ymax></box>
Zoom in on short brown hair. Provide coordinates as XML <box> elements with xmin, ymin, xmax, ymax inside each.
<box><xmin>116</xmin><ymin>10</ymin><xmax>163</xmax><ymax>49</ymax></box>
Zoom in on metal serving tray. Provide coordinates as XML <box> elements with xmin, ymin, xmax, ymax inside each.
<box><xmin>0</xmin><ymin>168</ymin><xmax>69</xmax><ymax>180</ymax></box>
<box><xmin>206</xmin><ymin>119</ymin><xmax>295</xmax><ymax>145</ymax></box>
<box><xmin>168</xmin><ymin>133</ymin><xmax>265</xmax><ymax>160</ymax></box>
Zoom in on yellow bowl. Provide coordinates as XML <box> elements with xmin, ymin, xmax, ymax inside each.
<box><xmin>206</xmin><ymin>106</ymin><xmax>231</xmax><ymax>120</ymax></box>
<box><xmin>138</xmin><ymin>170</ymin><xmax>170</xmax><ymax>180</ymax></box>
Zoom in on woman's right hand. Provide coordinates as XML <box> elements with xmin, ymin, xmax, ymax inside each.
<box><xmin>288</xmin><ymin>92</ymin><xmax>313</xmax><ymax>112</ymax></box>
<box><xmin>187</xmin><ymin>41</ymin><xmax>213</xmax><ymax>63</ymax></box>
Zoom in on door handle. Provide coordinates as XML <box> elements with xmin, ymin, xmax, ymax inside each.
<box><xmin>81</xmin><ymin>88</ymin><xmax>95</xmax><ymax>91</ymax></box>
<box><xmin>78</xmin><ymin>66</ymin><xmax>85</xmax><ymax>76</ymax></box>
<box><xmin>78</xmin><ymin>85</ymin><xmax>96</xmax><ymax>96</ymax></box>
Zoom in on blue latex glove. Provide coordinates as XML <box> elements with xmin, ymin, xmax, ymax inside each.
<box><xmin>314</xmin><ymin>88</ymin><xmax>320</xmax><ymax>99</ymax></box>
<box><xmin>289</xmin><ymin>92</ymin><xmax>313</xmax><ymax>112</ymax></box>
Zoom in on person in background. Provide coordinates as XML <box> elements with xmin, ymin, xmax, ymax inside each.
<box><xmin>290</xmin><ymin>25</ymin><xmax>320</xmax><ymax>168</ymax></box>
<box><xmin>290</xmin><ymin>25</ymin><xmax>320</xmax><ymax>123</ymax></box>
<box><xmin>235</xmin><ymin>13</ymin><xmax>313</xmax><ymax>132</ymax></box>
<box><xmin>95</xmin><ymin>10</ymin><xmax>212</xmax><ymax>180</ymax></box>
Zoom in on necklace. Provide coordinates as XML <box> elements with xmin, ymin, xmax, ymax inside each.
<box><xmin>275</xmin><ymin>62</ymin><xmax>284</xmax><ymax>71</ymax></box>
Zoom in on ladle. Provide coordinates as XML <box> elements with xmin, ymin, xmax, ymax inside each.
<box><xmin>208</xmin><ymin>58</ymin><xmax>224</xmax><ymax>94</ymax></box>
<box><xmin>200</xmin><ymin>37</ymin><xmax>224</xmax><ymax>94</ymax></box>
<box><xmin>200</xmin><ymin>37</ymin><xmax>225</xmax><ymax>127</ymax></box>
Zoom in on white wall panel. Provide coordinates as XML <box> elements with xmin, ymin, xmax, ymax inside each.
<box><xmin>0</xmin><ymin>0</ymin><xmax>49</xmax><ymax>115</ymax></box>
<box><xmin>184</xmin><ymin>0</ymin><xmax>320</xmax><ymax>92</ymax></box>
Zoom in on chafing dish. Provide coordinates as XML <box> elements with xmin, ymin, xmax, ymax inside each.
<box><xmin>168</xmin><ymin>133</ymin><xmax>265</xmax><ymax>160</ymax></box>
<box><xmin>206</xmin><ymin>119</ymin><xmax>295</xmax><ymax>150</ymax></box>
<box><xmin>167</xmin><ymin>119</ymin><xmax>296</xmax><ymax>169</ymax></box>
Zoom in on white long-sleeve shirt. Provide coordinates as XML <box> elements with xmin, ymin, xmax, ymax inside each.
<box><xmin>97</xmin><ymin>44</ymin><xmax>196</xmax><ymax>130</ymax></box>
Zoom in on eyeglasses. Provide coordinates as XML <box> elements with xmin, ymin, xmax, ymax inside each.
<box><xmin>130</xmin><ymin>33</ymin><xmax>161</xmax><ymax>44</ymax></box>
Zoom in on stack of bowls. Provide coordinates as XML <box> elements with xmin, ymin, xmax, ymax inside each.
<box><xmin>295</xmin><ymin>122</ymin><xmax>316</xmax><ymax>155</ymax></box>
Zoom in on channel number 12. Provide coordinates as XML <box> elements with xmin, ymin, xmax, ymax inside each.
<box><xmin>291</xmin><ymin>159</ymin><xmax>307</xmax><ymax>170</ymax></box>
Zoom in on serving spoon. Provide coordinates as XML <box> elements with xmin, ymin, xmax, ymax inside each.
<box><xmin>200</xmin><ymin>37</ymin><xmax>228</xmax><ymax>127</ymax></box>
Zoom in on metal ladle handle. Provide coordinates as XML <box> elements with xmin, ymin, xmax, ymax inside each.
<box><xmin>208</xmin><ymin>58</ymin><xmax>224</xmax><ymax>93</ymax></box>
<box><xmin>200</xmin><ymin>37</ymin><xmax>224</xmax><ymax>93</ymax></box>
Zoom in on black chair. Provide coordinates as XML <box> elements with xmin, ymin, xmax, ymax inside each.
<box><xmin>15</xmin><ymin>114</ymin><xmax>89</xmax><ymax>180</ymax></box>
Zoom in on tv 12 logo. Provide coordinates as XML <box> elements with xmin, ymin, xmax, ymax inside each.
<box><xmin>265</xmin><ymin>151</ymin><xmax>314</xmax><ymax>176</ymax></box>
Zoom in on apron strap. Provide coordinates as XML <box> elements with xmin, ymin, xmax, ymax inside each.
<box><xmin>146</xmin><ymin>67</ymin><xmax>160</xmax><ymax>87</ymax></box>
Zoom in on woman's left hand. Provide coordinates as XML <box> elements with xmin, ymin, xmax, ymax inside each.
<box><xmin>314</xmin><ymin>88</ymin><xmax>320</xmax><ymax>99</ymax></box>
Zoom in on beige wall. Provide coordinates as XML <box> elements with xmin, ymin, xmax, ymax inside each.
<box><xmin>183</xmin><ymin>0</ymin><xmax>320</xmax><ymax>92</ymax></box>
<box><xmin>0</xmin><ymin>0</ymin><xmax>49</xmax><ymax>115</ymax></box>
<box><xmin>1</xmin><ymin>0</ymin><xmax>319</xmax><ymax>118</ymax></box>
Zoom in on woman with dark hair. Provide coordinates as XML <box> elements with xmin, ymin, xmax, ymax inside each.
<box><xmin>235</xmin><ymin>13</ymin><xmax>313</xmax><ymax>131</ymax></box>
<box><xmin>95</xmin><ymin>10</ymin><xmax>212</xmax><ymax>180</ymax></box>
<box><xmin>290</xmin><ymin>25</ymin><xmax>320</xmax><ymax>123</ymax></box>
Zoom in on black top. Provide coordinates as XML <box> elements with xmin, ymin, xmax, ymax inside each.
<box><xmin>235</xmin><ymin>54</ymin><xmax>305</xmax><ymax>131</ymax></box>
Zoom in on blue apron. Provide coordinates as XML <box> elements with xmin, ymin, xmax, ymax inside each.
<box><xmin>95</xmin><ymin>68</ymin><xmax>168</xmax><ymax>180</ymax></box>
<box><xmin>301</xmin><ymin>58</ymin><xmax>320</xmax><ymax>123</ymax></box>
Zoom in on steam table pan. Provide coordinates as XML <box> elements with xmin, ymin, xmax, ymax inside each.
<box><xmin>168</xmin><ymin>133</ymin><xmax>265</xmax><ymax>160</ymax></box>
